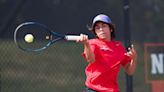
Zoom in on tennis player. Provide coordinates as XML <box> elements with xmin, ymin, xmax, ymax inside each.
<box><xmin>77</xmin><ymin>14</ymin><xmax>137</xmax><ymax>92</ymax></box>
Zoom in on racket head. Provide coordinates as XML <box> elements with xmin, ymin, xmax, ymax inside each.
<box><xmin>14</xmin><ymin>22</ymin><xmax>63</xmax><ymax>52</ymax></box>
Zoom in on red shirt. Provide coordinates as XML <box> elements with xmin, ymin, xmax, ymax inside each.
<box><xmin>82</xmin><ymin>39</ymin><xmax>131</xmax><ymax>92</ymax></box>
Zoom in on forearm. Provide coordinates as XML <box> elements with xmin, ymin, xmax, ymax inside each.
<box><xmin>125</xmin><ymin>58</ymin><xmax>137</xmax><ymax>75</ymax></box>
<box><xmin>84</xmin><ymin>43</ymin><xmax>95</xmax><ymax>63</ymax></box>
<box><xmin>77</xmin><ymin>33</ymin><xmax>95</xmax><ymax>63</ymax></box>
<box><xmin>124</xmin><ymin>44</ymin><xmax>137</xmax><ymax>75</ymax></box>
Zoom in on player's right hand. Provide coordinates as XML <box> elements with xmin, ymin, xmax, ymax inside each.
<box><xmin>76</xmin><ymin>34</ymin><xmax>89</xmax><ymax>44</ymax></box>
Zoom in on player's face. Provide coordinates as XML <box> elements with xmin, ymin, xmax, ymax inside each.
<box><xmin>94</xmin><ymin>22</ymin><xmax>111</xmax><ymax>41</ymax></box>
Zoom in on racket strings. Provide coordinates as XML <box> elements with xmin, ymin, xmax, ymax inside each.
<box><xmin>14</xmin><ymin>23</ymin><xmax>51</xmax><ymax>51</ymax></box>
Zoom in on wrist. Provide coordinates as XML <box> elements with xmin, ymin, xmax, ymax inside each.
<box><xmin>84</xmin><ymin>41</ymin><xmax>89</xmax><ymax>46</ymax></box>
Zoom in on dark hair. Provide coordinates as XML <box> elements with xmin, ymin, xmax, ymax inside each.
<box><xmin>109</xmin><ymin>23</ymin><xmax>116</xmax><ymax>40</ymax></box>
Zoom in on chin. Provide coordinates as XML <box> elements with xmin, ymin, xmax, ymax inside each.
<box><xmin>98</xmin><ymin>36</ymin><xmax>110</xmax><ymax>41</ymax></box>
<box><xmin>99</xmin><ymin>37</ymin><xmax>106</xmax><ymax>40</ymax></box>
<box><xmin>98</xmin><ymin>36</ymin><xmax>106</xmax><ymax>39</ymax></box>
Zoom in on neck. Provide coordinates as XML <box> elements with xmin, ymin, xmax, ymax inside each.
<box><xmin>99</xmin><ymin>38</ymin><xmax>111</xmax><ymax>42</ymax></box>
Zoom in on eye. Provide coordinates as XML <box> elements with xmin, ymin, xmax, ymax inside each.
<box><xmin>95</xmin><ymin>26</ymin><xmax>100</xmax><ymax>30</ymax></box>
<box><xmin>102</xmin><ymin>24</ymin><xmax>108</xmax><ymax>28</ymax></box>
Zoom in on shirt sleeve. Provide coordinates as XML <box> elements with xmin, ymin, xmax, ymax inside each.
<box><xmin>121</xmin><ymin>54</ymin><xmax>131</xmax><ymax>67</ymax></box>
<box><xmin>119</xmin><ymin>43</ymin><xmax>131</xmax><ymax>67</ymax></box>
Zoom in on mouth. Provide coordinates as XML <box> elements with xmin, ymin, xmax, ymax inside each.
<box><xmin>98</xmin><ymin>33</ymin><xmax>105</xmax><ymax>36</ymax></box>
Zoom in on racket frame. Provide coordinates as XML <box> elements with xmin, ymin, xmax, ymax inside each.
<box><xmin>14</xmin><ymin>22</ymin><xmax>80</xmax><ymax>52</ymax></box>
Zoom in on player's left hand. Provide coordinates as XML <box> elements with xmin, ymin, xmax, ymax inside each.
<box><xmin>125</xmin><ymin>44</ymin><xmax>137</xmax><ymax>60</ymax></box>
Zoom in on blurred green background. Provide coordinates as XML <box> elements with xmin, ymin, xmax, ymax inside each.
<box><xmin>0</xmin><ymin>0</ymin><xmax>164</xmax><ymax>92</ymax></box>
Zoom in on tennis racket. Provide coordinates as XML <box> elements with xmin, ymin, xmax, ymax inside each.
<box><xmin>14</xmin><ymin>22</ymin><xmax>80</xmax><ymax>52</ymax></box>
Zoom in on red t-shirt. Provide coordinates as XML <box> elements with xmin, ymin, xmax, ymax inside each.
<box><xmin>82</xmin><ymin>39</ymin><xmax>131</xmax><ymax>92</ymax></box>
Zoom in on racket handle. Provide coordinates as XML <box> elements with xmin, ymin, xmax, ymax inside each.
<box><xmin>65</xmin><ymin>35</ymin><xmax>80</xmax><ymax>41</ymax></box>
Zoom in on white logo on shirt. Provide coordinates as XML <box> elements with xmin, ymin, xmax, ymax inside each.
<box><xmin>100</xmin><ymin>46</ymin><xmax>110</xmax><ymax>51</ymax></box>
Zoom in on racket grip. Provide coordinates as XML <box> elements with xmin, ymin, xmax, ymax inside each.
<box><xmin>65</xmin><ymin>35</ymin><xmax>80</xmax><ymax>41</ymax></box>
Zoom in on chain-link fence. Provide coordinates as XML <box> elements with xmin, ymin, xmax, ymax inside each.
<box><xmin>1</xmin><ymin>0</ymin><xmax>164</xmax><ymax>92</ymax></box>
<box><xmin>1</xmin><ymin>40</ymin><xmax>87</xmax><ymax>92</ymax></box>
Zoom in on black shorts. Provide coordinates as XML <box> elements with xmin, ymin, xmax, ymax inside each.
<box><xmin>83</xmin><ymin>87</ymin><xmax>98</xmax><ymax>92</ymax></box>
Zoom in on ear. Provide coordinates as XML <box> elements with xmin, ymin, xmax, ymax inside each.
<box><xmin>110</xmin><ymin>29</ymin><xmax>113</xmax><ymax>32</ymax></box>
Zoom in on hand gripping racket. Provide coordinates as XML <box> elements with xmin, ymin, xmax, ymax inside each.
<box><xmin>14</xmin><ymin>22</ymin><xmax>80</xmax><ymax>52</ymax></box>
